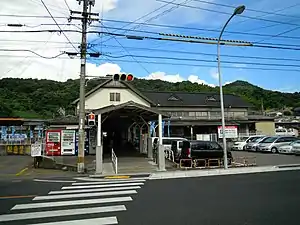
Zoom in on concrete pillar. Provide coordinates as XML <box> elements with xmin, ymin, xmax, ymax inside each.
<box><xmin>95</xmin><ymin>114</ymin><xmax>103</xmax><ymax>174</ymax></box>
<box><xmin>139</xmin><ymin>127</ymin><xmax>143</xmax><ymax>153</ymax></box>
<box><xmin>158</xmin><ymin>114</ymin><xmax>166</xmax><ymax>171</ymax></box>
<box><xmin>147</xmin><ymin>125</ymin><xmax>153</xmax><ymax>159</ymax></box>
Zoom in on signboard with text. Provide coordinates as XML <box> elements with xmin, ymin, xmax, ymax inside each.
<box><xmin>218</xmin><ymin>126</ymin><xmax>238</xmax><ymax>139</ymax></box>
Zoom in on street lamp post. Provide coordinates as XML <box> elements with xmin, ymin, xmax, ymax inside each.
<box><xmin>218</xmin><ymin>5</ymin><xmax>245</xmax><ymax>169</ymax></box>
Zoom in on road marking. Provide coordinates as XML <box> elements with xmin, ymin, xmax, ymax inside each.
<box><xmin>62</xmin><ymin>182</ymin><xmax>144</xmax><ymax>190</ymax></box>
<box><xmin>0</xmin><ymin>195</ymin><xmax>36</xmax><ymax>200</ymax></box>
<box><xmin>34</xmin><ymin>179</ymin><xmax>74</xmax><ymax>183</ymax></box>
<box><xmin>74</xmin><ymin>177</ymin><xmax>149</xmax><ymax>182</ymax></box>
<box><xmin>12</xmin><ymin>196</ymin><xmax>132</xmax><ymax>210</ymax></box>
<box><xmin>0</xmin><ymin>205</ymin><xmax>125</xmax><ymax>222</ymax></box>
<box><xmin>16</xmin><ymin>167</ymin><xmax>28</xmax><ymax>176</ymax></box>
<box><xmin>33</xmin><ymin>190</ymin><xmax>137</xmax><ymax>200</ymax></box>
<box><xmin>72</xmin><ymin>179</ymin><xmax>146</xmax><ymax>185</ymax></box>
<box><xmin>49</xmin><ymin>186</ymin><xmax>141</xmax><ymax>194</ymax></box>
<box><xmin>27</xmin><ymin>216</ymin><xmax>118</xmax><ymax>225</ymax></box>
<box><xmin>104</xmin><ymin>175</ymin><xmax>130</xmax><ymax>179</ymax></box>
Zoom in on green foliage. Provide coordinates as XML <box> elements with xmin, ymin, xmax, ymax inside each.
<box><xmin>0</xmin><ymin>78</ymin><xmax>299</xmax><ymax>118</ymax></box>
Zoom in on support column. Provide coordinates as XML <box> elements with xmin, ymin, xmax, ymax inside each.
<box><xmin>158</xmin><ymin>114</ymin><xmax>166</xmax><ymax>171</ymax></box>
<box><xmin>95</xmin><ymin>114</ymin><xmax>103</xmax><ymax>174</ymax></box>
<box><xmin>139</xmin><ymin>126</ymin><xmax>143</xmax><ymax>153</ymax></box>
<box><xmin>147</xmin><ymin>125</ymin><xmax>153</xmax><ymax>159</ymax></box>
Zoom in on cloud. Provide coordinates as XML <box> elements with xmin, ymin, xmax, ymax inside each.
<box><xmin>210</xmin><ymin>68</ymin><xmax>219</xmax><ymax>80</ymax></box>
<box><xmin>143</xmin><ymin>71</ymin><xmax>215</xmax><ymax>87</ymax></box>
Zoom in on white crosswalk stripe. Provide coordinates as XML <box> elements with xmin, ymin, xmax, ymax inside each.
<box><xmin>3</xmin><ymin>178</ymin><xmax>147</xmax><ymax>224</ymax></box>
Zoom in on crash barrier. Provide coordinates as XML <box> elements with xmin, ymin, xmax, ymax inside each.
<box><xmin>179</xmin><ymin>157</ymin><xmax>256</xmax><ymax>169</ymax></box>
<box><xmin>232</xmin><ymin>156</ymin><xmax>256</xmax><ymax>167</ymax></box>
<box><xmin>111</xmin><ymin>148</ymin><xmax>118</xmax><ymax>174</ymax></box>
<box><xmin>164</xmin><ymin>149</ymin><xmax>175</xmax><ymax>162</ymax></box>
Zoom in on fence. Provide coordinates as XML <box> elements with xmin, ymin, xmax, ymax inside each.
<box><xmin>164</xmin><ymin>149</ymin><xmax>175</xmax><ymax>162</ymax></box>
<box><xmin>178</xmin><ymin>156</ymin><xmax>256</xmax><ymax>169</ymax></box>
<box><xmin>111</xmin><ymin>148</ymin><xmax>118</xmax><ymax>174</ymax></box>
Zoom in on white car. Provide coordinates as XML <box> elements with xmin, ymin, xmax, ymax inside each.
<box><xmin>231</xmin><ymin>135</ymin><xmax>265</xmax><ymax>151</ymax></box>
<box><xmin>292</xmin><ymin>140</ymin><xmax>300</xmax><ymax>156</ymax></box>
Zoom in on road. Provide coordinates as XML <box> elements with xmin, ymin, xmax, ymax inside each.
<box><xmin>0</xmin><ymin>171</ymin><xmax>299</xmax><ymax>224</ymax></box>
<box><xmin>232</xmin><ymin>150</ymin><xmax>300</xmax><ymax>166</ymax></box>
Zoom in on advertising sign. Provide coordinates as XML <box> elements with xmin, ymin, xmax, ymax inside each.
<box><xmin>218</xmin><ymin>126</ymin><xmax>238</xmax><ymax>139</ymax></box>
<box><xmin>61</xmin><ymin>130</ymin><xmax>76</xmax><ymax>155</ymax></box>
<box><xmin>31</xmin><ymin>143</ymin><xmax>42</xmax><ymax>157</ymax></box>
<box><xmin>75</xmin><ymin>130</ymin><xmax>89</xmax><ymax>155</ymax></box>
<box><xmin>45</xmin><ymin>130</ymin><xmax>61</xmax><ymax>156</ymax></box>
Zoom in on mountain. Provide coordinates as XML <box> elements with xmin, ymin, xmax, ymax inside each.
<box><xmin>0</xmin><ymin>78</ymin><xmax>299</xmax><ymax>118</ymax></box>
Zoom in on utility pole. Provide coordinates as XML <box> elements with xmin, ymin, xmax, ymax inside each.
<box><xmin>69</xmin><ymin>0</ymin><xmax>98</xmax><ymax>173</ymax></box>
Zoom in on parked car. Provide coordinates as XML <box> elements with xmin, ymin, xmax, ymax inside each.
<box><xmin>180</xmin><ymin>140</ymin><xmax>233</xmax><ymax>165</ymax></box>
<box><xmin>244</xmin><ymin>136</ymin><xmax>269</xmax><ymax>152</ymax></box>
<box><xmin>293</xmin><ymin>141</ymin><xmax>300</xmax><ymax>156</ymax></box>
<box><xmin>278</xmin><ymin>140</ymin><xmax>300</xmax><ymax>154</ymax></box>
<box><xmin>171</xmin><ymin>140</ymin><xmax>184</xmax><ymax>162</ymax></box>
<box><xmin>257</xmin><ymin>136</ymin><xmax>298</xmax><ymax>153</ymax></box>
<box><xmin>231</xmin><ymin>135</ymin><xmax>265</xmax><ymax>151</ymax></box>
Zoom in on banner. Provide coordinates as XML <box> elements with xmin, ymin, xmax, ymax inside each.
<box><xmin>162</xmin><ymin>121</ymin><xmax>165</xmax><ymax>137</ymax></box>
<box><xmin>167</xmin><ymin>120</ymin><xmax>170</xmax><ymax>137</ymax></box>
<box><xmin>218</xmin><ymin>126</ymin><xmax>238</xmax><ymax>139</ymax></box>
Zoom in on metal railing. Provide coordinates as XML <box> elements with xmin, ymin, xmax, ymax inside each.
<box><xmin>164</xmin><ymin>149</ymin><xmax>175</xmax><ymax>162</ymax></box>
<box><xmin>111</xmin><ymin>148</ymin><xmax>118</xmax><ymax>174</ymax></box>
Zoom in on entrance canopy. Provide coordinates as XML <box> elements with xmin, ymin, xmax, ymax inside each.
<box><xmin>92</xmin><ymin>101</ymin><xmax>169</xmax><ymax>124</ymax></box>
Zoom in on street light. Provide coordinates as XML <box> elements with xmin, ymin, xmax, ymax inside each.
<box><xmin>217</xmin><ymin>5</ymin><xmax>245</xmax><ymax>169</ymax></box>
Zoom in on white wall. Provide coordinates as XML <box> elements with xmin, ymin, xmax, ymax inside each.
<box><xmin>77</xmin><ymin>88</ymin><xmax>150</xmax><ymax>110</ymax></box>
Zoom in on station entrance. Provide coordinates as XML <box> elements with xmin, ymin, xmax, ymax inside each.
<box><xmin>93</xmin><ymin>101</ymin><xmax>168</xmax><ymax>174</ymax></box>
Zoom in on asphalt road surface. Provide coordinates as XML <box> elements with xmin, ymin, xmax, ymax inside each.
<box><xmin>0</xmin><ymin>171</ymin><xmax>299</xmax><ymax>224</ymax></box>
<box><xmin>233</xmin><ymin>150</ymin><xmax>300</xmax><ymax>166</ymax></box>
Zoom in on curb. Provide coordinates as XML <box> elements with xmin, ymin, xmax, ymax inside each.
<box><xmin>89</xmin><ymin>173</ymin><xmax>151</xmax><ymax>179</ymax></box>
<box><xmin>148</xmin><ymin>165</ymin><xmax>300</xmax><ymax>180</ymax></box>
<box><xmin>276</xmin><ymin>164</ymin><xmax>300</xmax><ymax>168</ymax></box>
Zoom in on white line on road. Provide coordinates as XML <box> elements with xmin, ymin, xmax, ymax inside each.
<box><xmin>72</xmin><ymin>179</ymin><xmax>146</xmax><ymax>185</ymax></box>
<box><xmin>49</xmin><ymin>186</ymin><xmax>141</xmax><ymax>194</ymax></box>
<box><xmin>27</xmin><ymin>216</ymin><xmax>118</xmax><ymax>225</ymax></box>
<box><xmin>74</xmin><ymin>177</ymin><xmax>149</xmax><ymax>182</ymax></box>
<box><xmin>0</xmin><ymin>205</ymin><xmax>125</xmax><ymax>222</ymax></box>
<box><xmin>62</xmin><ymin>182</ymin><xmax>144</xmax><ymax>190</ymax></box>
<box><xmin>12</xmin><ymin>197</ymin><xmax>132</xmax><ymax>210</ymax></box>
<box><xmin>33</xmin><ymin>190</ymin><xmax>137</xmax><ymax>201</ymax></box>
<box><xmin>33</xmin><ymin>179</ymin><xmax>74</xmax><ymax>183</ymax></box>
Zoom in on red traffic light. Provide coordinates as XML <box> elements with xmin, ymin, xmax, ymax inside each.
<box><xmin>88</xmin><ymin>113</ymin><xmax>95</xmax><ymax>120</ymax></box>
<box><xmin>127</xmin><ymin>74</ymin><xmax>134</xmax><ymax>81</ymax></box>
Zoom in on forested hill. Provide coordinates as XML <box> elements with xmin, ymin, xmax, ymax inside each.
<box><xmin>0</xmin><ymin>78</ymin><xmax>299</xmax><ymax>118</ymax></box>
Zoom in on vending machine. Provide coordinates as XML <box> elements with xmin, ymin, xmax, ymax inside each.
<box><xmin>61</xmin><ymin>130</ymin><xmax>76</xmax><ymax>155</ymax></box>
<box><xmin>75</xmin><ymin>130</ymin><xmax>89</xmax><ymax>155</ymax></box>
<box><xmin>45</xmin><ymin>130</ymin><xmax>61</xmax><ymax>156</ymax></box>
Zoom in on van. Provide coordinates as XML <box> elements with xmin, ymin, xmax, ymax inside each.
<box><xmin>152</xmin><ymin>137</ymin><xmax>187</xmax><ymax>152</ymax></box>
<box><xmin>257</xmin><ymin>136</ymin><xmax>298</xmax><ymax>153</ymax></box>
<box><xmin>231</xmin><ymin>135</ymin><xmax>265</xmax><ymax>151</ymax></box>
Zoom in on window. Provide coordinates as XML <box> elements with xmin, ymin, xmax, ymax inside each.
<box><xmin>261</xmin><ymin>137</ymin><xmax>277</xmax><ymax>143</ymax></box>
<box><xmin>110</xmin><ymin>92</ymin><xmax>120</xmax><ymax>102</ymax></box>
<box><xmin>196</xmin><ymin>112</ymin><xmax>208</xmax><ymax>117</ymax></box>
<box><xmin>210</xmin><ymin>111</ymin><xmax>221</xmax><ymax>117</ymax></box>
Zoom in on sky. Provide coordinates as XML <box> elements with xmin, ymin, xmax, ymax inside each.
<box><xmin>1</xmin><ymin>0</ymin><xmax>300</xmax><ymax>92</ymax></box>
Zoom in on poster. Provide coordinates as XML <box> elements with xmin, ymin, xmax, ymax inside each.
<box><xmin>218</xmin><ymin>126</ymin><xmax>238</xmax><ymax>139</ymax></box>
<box><xmin>31</xmin><ymin>143</ymin><xmax>42</xmax><ymax>157</ymax></box>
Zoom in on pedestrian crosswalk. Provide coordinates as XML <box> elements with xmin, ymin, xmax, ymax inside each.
<box><xmin>0</xmin><ymin>178</ymin><xmax>148</xmax><ymax>224</ymax></box>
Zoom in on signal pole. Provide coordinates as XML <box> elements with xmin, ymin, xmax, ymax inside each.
<box><xmin>69</xmin><ymin>0</ymin><xmax>98</xmax><ymax>173</ymax></box>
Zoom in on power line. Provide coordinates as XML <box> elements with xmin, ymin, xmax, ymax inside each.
<box><xmin>92</xmin><ymin>25</ymin><xmax>300</xmax><ymax>48</ymax></box>
<box><xmin>100</xmin><ymin>19</ymin><xmax>300</xmax><ymax>40</ymax></box>
<box><xmin>157</xmin><ymin>0</ymin><xmax>300</xmax><ymax>27</ymax></box>
<box><xmin>0</xmin><ymin>49</ymin><xmax>65</xmax><ymax>59</ymax></box>
<box><xmin>191</xmin><ymin>0</ymin><xmax>300</xmax><ymax>20</ymax></box>
<box><xmin>101</xmin><ymin>44</ymin><xmax>300</xmax><ymax>63</ymax></box>
<box><xmin>104</xmin><ymin>53</ymin><xmax>300</xmax><ymax>68</ymax></box>
<box><xmin>40</xmin><ymin>0</ymin><xmax>78</xmax><ymax>52</ymax></box>
<box><xmin>0</xmin><ymin>14</ymin><xmax>67</xmax><ymax>19</ymax></box>
<box><xmin>99</xmin><ymin>21</ymin><xmax>151</xmax><ymax>74</ymax></box>
<box><xmin>64</xmin><ymin>0</ymin><xmax>71</xmax><ymax>11</ymax></box>
<box><xmin>91</xmin><ymin>31</ymin><xmax>300</xmax><ymax>51</ymax></box>
<box><xmin>91</xmin><ymin>58</ymin><xmax>300</xmax><ymax>73</ymax></box>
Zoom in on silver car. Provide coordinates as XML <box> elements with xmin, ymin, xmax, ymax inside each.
<box><xmin>292</xmin><ymin>140</ymin><xmax>300</xmax><ymax>156</ymax></box>
<box><xmin>278</xmin><ymin>140</ymin><xmax>300</xmax><ymax>154</ymax></box>
<box><xmin>257</xmin><ymin>136</ymin><xmax>298</xmax><ymax>153</ymax></box>
<box><xmin>244</xmin><ymin>136</ymin><xmax>268</xmax><ymax>152</ymax></box>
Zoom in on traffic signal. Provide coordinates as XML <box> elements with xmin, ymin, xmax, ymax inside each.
<box><xmin>113</xmin><ymin>73</ymin><xmax>134</xmax><ymax>81</ymax></box>
<box><xmin>87</xmin><ymin>112</ymin><xmax>95</xmax><ymax>126</ymax></box>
